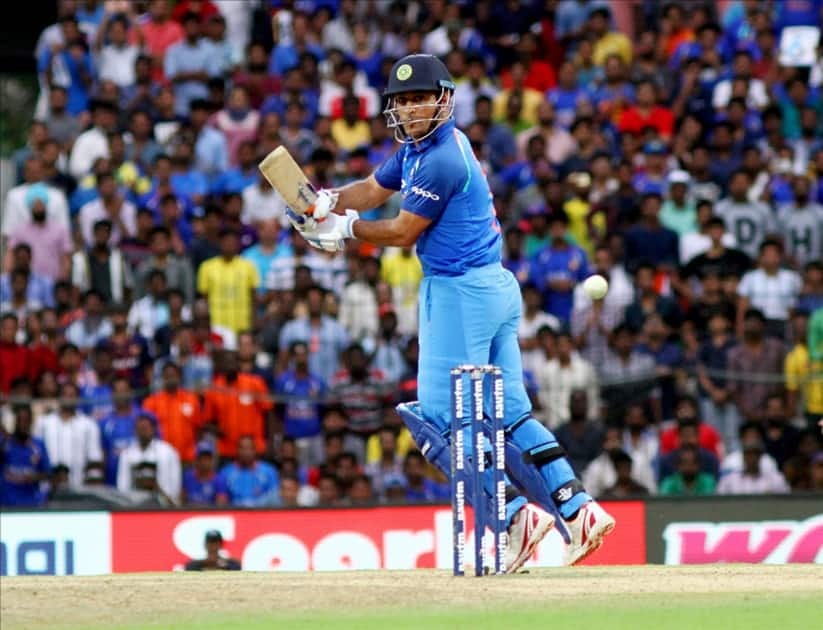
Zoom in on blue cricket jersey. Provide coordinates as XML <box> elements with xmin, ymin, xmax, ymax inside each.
<box><xmin>219</xmin><ymin>462</ymin><xmax>280</xmax><ymax>507</ymax></box>
<box><xmin>99</xmin><ymin>409</ymin><xmax>140</xmax><ymax>485</ymax></box>
<box><xmin>183</xmin><ymin>469</ymin><xmax>229</xmax><ymax>505</ymax></box>
<box><xmin>0</xmin><ymin>435</ymin><xmax>50</xmax><ymax>506</ymax></box>
<box><xmin>274</xmin><ymin>370</ymin><xmax>326</xmax><ymax>439</ymax></box>
<box><xmin>374</xmin><ymin>119</ymin><xmax>502</xmax><ymax>276</ymax></box>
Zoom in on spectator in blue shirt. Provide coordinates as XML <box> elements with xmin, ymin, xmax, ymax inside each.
<box><xmin>182</xmin><ymin>440</ymin><xmax>228</xmax><ymax>506</ymax></box>
<box><xmin>218</xmin><ymin>435</ymin><xmax>280</xmax><ymax>507</ymax></box>
<box><xmin>547</xmin><ymin>60</ymin><xmax>592</xmax><ymax>129</ymax></box>
<box><xmin>269</xmin><ymin>11</ymin><xmax>325</xmax><ymax>76</ymax></box>
<box><xmin>403</xmin><ymin>450</ymin><xmax>449</xmax><ymax>502</ymax></box>
<box><xmin>210</xmin><ymin>140</ymin><xmax>259</xmax><ymax>196</ymax></box>
<box><xmin>1</xmin><ymin>405</ymin><xmax>50</xmax><ymax>506</ymax></box>
<box><xmin>97</xmin><ymin>376</ymin><xmax>141</xmax><ymax>485</ymax></box>
<box><xmin>275</xmin><ymin>340</ymin><xmax>326</xmax><ymax>449</ymax></box>
<box><xmin>38</xmin><ymin>35</ymin><xmax>94</xmax><ymax>116</ymax></box>
<box><xmin>529</xmin><ymin>210</ymin><xmax>590</xmax><ymax>323</ymax></box>
<box><xmin>189</xmin><ymin>99</ymin><xmax>229</xmax><ymax>181</ymax></box>
<box><xmin>164</xmin><ymin>12</ymin><xmax>222</xmax><ymax>116</ymax></box>
<box><xmin>624</xmin><ymin>193</ymin><xmax>680</xmax><ymax>273</ymax></box>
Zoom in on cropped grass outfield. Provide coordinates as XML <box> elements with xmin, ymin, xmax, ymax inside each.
<box><xmin>2</xmin><ymin>565</ymin><xmax>821</xmax><ymax>630</ymax></box>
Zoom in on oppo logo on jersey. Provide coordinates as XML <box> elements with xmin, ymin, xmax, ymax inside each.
<box><xmin>409</xmin><ymin>186</ymin><xmax>440</xmax><ymax>201</ymax></box>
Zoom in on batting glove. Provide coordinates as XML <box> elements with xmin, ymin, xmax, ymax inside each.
<box><xmin>286</xmin><ymin>207</ymin><xmax>317</xmax><ymax>232</ymax></box>
<box><xmin>302</xmin><ymin>209</ymin><xmax>359</xmax><ymax>252</ymax></box>
<box><xmin>307</xmin><ymin>189</ymin><xmax>339</xmax><ymax>222</ymax></box>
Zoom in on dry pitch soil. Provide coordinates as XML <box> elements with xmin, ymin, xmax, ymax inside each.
<box><xmin>2</xmin><ymin>565</ymin><xmax>822</xmax><ymax>629</ymax></box>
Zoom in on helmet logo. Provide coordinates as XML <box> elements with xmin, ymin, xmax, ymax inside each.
<box><xmin>396</xmin><ymin>64</ymin><xmax>413</xmax><ymax>81</ymax></box>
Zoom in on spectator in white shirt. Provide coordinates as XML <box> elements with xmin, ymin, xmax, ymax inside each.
<box><xmin>720</xmin><ymin>421</ymin><xmax>780</xmax><ymax>479</ymax></box>
<box><xmin>716</xmin><ymin>437</ymin><xmax>790</xmax><ymax>495</ymax></box>
<box><xmin>736</xmin><ymin>238</ymin><xmax>802</xmax><ymax>339</ymax></box>
<box><xmin>128</xmin><ymin>269</ymin><xmax>170</xmax><ymax>341</ymax></box>
<box><xmin>78</xmin><ymin>171</ymin><xmax>137</xmax><ymax>247</ymax></box>
<box><xmin>583</xmin><ymin>426</ymin><xmax>657</xmax><ymax>498</ymax></box>
<box><xmin>241</xmin><ymin>167</ymin><xmax>289</xmax><ymax>228</ymax></box>
<box><xmin>69</xmin><ymin>99</ymin><xmax>117</xmax><ymax>179</ymax></box>
<box><xmin>535</xmin><ymin>330</ymin><xmax>599</xmax><ymax>429</ymax></box>
<box><xmin>519</xmin><ymin>283</ymin><xmax>561</xmax><ymax>375</ymax></box>
<box><xmin>33</xmin><ymin>382</ymin><xmax>103</xmax><ymax>488</ymax></box>
<box><xmin>95</xmin><ymin>13</ymin><xmax>140</xmax><ymax>88</ymax></box>
<box><xmin>1</xmin><ymin>158</ymin><xmax>70</xmax><ymax>241</ymax></box>
<box><xmin>117</xmin><ymin>410</ymin><xmax>182</xmax><ymax>503</ymax></box>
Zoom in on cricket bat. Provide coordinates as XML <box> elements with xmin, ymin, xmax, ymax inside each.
<box><xmin>257</xmin><ymin>146</ymin><xmax>318</xmax><ymax>216</ymax></box>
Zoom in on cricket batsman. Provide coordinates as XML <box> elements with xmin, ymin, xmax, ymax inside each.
<box><xmin>287</xmin><ymin>54</ymin><xmax>615</xmax><ymax>571</ymax></box>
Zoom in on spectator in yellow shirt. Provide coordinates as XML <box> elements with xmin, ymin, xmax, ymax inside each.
<box><xmin>589</xmin><ymin>7</ymin><xmax>632</xmax><ymax>67</ymax></box>
<box><xmin>564</xmin><ymin>171</ymin><xmax>607</xmax><ymax>257</ymax></box>
<box><xmin>380</xmin><ymin>246</ymin><xmax>423</xmax><ymax>336</ymax></box>
<box><xmin>196</xmin><ymin>229</ymin><xmax>260</xmax><ymax>334</ymax></box>
<box><xmin>330</xmin><ymin>95</ymin><xmax>371</xmax><ymax>152</ymax></box>
<box><xmin>785</xmin><ymin>310</ymin><xmax>823</xmax><ymax>431</ymax></box>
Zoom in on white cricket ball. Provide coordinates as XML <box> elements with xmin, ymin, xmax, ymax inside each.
<box><xmin>582</xmin><ymin>274</ymin><xmax>609</xmax><ymax>300</ymax></box>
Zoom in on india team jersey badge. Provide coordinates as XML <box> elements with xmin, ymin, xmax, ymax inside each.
<box><xmin>396</xmin><ymin>64</ymin><xmax>413</xmax><ymax>81</ymax></box>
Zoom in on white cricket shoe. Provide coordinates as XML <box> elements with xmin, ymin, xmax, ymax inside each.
<box><xmin>563</xmin><ymin>501</ymin><xmax>616</xmax><ymax>566</ymax></box>
<box><xmin>504</xmin><ymin>504</ymin><xmax>554</xmax><ymax>574</ymax></box>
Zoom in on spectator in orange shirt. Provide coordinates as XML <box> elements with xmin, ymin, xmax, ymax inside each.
<box><xmin>143</xmin><ymin>362</ymin><xmax>203</xmax><ymax>461</ymax></box>
<box><xmin>204</xmin><ymin>350</ymin><xmax>272</xmax><ymax>457</ymax></box>
<box><xmin>139</xmin><ymin>0</ymin><xmax>185</xmax><ymax>82</ymax></box>
<box><xmin>618</xmin><ymin>80</ymin><xmax>674</xmax><ymax>140</ymax></box>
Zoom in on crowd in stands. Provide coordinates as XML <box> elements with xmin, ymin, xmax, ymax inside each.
<box><xmin>1</xmin><ymin>0</ymin><xmax>823</xmax><ymax>510</ymax></box>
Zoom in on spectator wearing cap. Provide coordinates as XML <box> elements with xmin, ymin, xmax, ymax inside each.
<box><xmin>68</xmin><ymin>99</ymin><xmax>118</xmax><ymax>179</ymax></box>
<box><xmin>727</xmin><ymin>308</ymin><xmax>787</xmax><ymax>423</ymax></box>
<box><xmin>196</xmin><ymin>228</ymin><xmax>259</xmax><ymax>335</ymax></box>
<box><xmin>736</xmin><ymin>239</ymin><xmax>802</xmax><ymax>339</ymax></box>
<box><xmin>98</xmin><ymin>376</ymin><xmax>141</xmax><ymax>485</ymax></box>
<box><xmin>7</xmin><ymin>185</ymin><xmax>73</xmax><ymax>284</ymax></box>
<box><xmin>0</xmin><ymin>404</ymin><xmax>51</xmax><ymax>507</ymax></box>
<box><xmin>218</xmin><ymin>434</ymin><xmax>279</xmax><ymax>507</ymax></box>
<box><xmin>716</xmin><ymin>436</ymin><xmax>790</xmax><ymax>494</ymax></box>
<box><xmin>528</xmin><ymin>210</ymin><xmax>589</xmax><ymax>324</ymax></box>
<box><xmin>184</xmin><ymin>529</ymin><xmax>241</xmax><ymax>571</ymax></box>
<box><xmin>71</xmin><ymin>219</ymin><xmax>134</xmax><ymax>305</ymax></box>
<box><xmin>182</xmin><ymin>440</ymin><xmax>228</xmax><ymax>506</ymax></box>
<box><xmin>117</xmin><ymin>410</ymin><xmax>182</xmax><ymax>503</ymax></box>
<box><xmin>34</xmin><ymin>381</ymin><xmax>103</xmax><ymax>488</ymax></box>
<box><xmin>659</xmin><ymin>170</ymin><xmax>697</xmax><ymax>237</ymax></box>
<box><xmin>143</xmin><ymin>361</ymin><xmax>203</xmax><ymax>462</ymax></box>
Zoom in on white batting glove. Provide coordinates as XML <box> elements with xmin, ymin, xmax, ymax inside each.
<box><xmin>307</xmin><ymin>189</ymin><xmax>339</xmax><ymax>222</ymax></box>
<box><xmin>301</xmin><ymin>209</ymin><xmax>359</xmax><ymax>252</ymax></box>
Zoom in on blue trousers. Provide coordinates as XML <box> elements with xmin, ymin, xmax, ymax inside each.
<box><xmin>417</xmin><ymin>263</ymin><xmax>590</xmax><ymax>520</ymax></box>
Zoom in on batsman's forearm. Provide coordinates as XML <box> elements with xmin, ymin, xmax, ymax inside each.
<box><xmin>332</xmin><ymin>178</ymin><xmax>385</xmax><ymax>212</ymax></box>
<box><xmin>352</xmin><ymin>219</ymin><xmax>414</xmax><ymax>247</ymax></box>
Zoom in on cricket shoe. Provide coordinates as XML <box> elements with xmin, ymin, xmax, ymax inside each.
<box><xmin>563</xmin><ymin>501</ymin><xmax>615</xmax><ymax>566</ymax></box>
<box><xmin>504</xmin><ymin>504</ymin><xmax>554</xmax><ymax>573</ymax></box>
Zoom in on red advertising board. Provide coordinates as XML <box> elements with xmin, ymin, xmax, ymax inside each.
<box><xmin>112</xmin><ymin>502</ymin><xmax>646</xmax><ymax>572</ymax></box>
